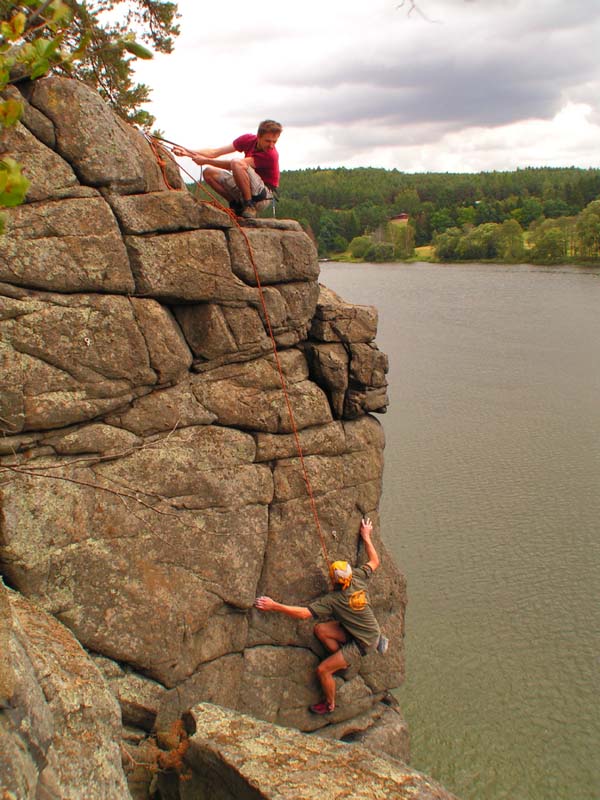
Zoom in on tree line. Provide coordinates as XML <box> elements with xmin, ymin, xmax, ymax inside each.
<box><xmin>276</xmin><ymin>166</ymin><xmax>600</xmax><ymax>263</ymax></box>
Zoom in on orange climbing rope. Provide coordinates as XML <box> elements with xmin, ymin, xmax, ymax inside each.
<box><xmin>144</xmin><ymin>134</ymin><xmax>331</xmax><ymax>571</ymax></box>
<box><xmin>145</xmin><ymin>135</ymin><xmax>178</xmax><ymax>191</ymax></box>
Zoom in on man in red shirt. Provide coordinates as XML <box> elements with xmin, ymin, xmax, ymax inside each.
<box><xmin>172</xmin><ymin>120</ymin><xmax>282</xmax><ymax>218</ymax></box>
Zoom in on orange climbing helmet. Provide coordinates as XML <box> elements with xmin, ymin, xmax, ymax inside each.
<box><xmin>329</xmin><ymin>560</ymin><xmax>353</xmax><ymax>590</ymax></box>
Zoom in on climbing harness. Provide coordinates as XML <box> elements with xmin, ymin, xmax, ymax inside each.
<box><xmin>144</xmin><ymin>133</ymin><xmax>332</xmax><ymax>574</ymax></box>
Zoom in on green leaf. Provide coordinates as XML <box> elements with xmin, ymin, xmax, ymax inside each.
<box><xmin>0</xmin><ymin>64</ymin><xmax>12</xmax><ymax>87</ymax></box>
<box><xmin>121</xmin><ymin>40</ymin><xmax>154</xmax><ymax>60</ymax></box>
<box><xmin>0</xmin><ymin>213</ymin><xmax>5</xmax><ymax>236</ymax></box>
<box><xmin>12</xmin><ymin>12</ymin><xmax>26</xmax><ymax>37</ymax></box>
<box><xmin>44</xmin><ymin>36</ymin><xmax>64</xmax><ymax>58</ymax></box>
<box><xmin>15</xmin><ymin>41</ymin><xmax>35</xmax><ymax>63</ymax></box>
<box><xmin>29</xmin><ymin>57</ymin><xmax>50</xmax><ymax>79</ymax></box>
<box><xmin>0</xmin><ymin>12</ymin><xmax>26</xmax><ymax>41</ymax></box>
<box><xmin>49</xmin><ymin>1</ymin><xmax>73</xmax><ymax>26</ymax></box>
<box><xmin>34</xmin><ymin>38</ymin><xmax>52</xmax><ymax>56</ymax></box>
<box><xmin>0</xmin><ymin>158</ymin><xmax>30</xmax><ymax>208</ymax></box>
<box><xmin>0</xmin><ymin>98</ymin><xmax>23</xmax><ymax>128</ymax></box>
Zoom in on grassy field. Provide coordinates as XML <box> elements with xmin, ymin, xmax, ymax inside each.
<box><xmin>330</xmin><ymin>243</ymin><xmax>437</xmax><ymax>264</ymax></box>
<box><xmin>413</xmin><ymin>245</ymin><xmax>435</xmax><ymax>261</ymax></box>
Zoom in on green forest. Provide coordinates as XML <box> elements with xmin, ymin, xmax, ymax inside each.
<box><xmin>274</xmin><ymin>166</ymin><xmax>600</xmax><ymax>264</ymax></box>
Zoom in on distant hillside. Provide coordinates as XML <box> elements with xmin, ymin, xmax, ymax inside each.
<box><xmin>276</xmin><ymin>166</ymin><xmax>600</xmax><ymax>258</ymax></box>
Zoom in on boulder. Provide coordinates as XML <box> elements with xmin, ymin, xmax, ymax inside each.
<box><xmin>305</xmin><ymin>316</ymin><xmax>389</xmax><ymax>419</ymax></box>
<box><xmin>163</xmin><ymin>703</ymin><xmax>459</xmax><ymax>800</ymax></box>
<box><xmin>26</xmin><ymin>76</ymin><xmax>180</xmax><ymax>194</ymax></box>
<box><xmin>253</xmin><ymin>415</ymin><xmax>384</xmax><ymax>462</ymax></box>
<box><xmin>237</xmin><ymin>645</ymin><xmax>323</xmax><ymax>730</ymax></box>
<box><xmin>0</xmin><ymin>196</ymin><xmax>135</xmax><ymax>293</ymax></box>
<box><xmin>310</xmin><ymin>284</ymin><xmax>378</xmax><ymax>343</ymax></box>
<box><xmin>314</xmin><ymin>697</ymin><xmax>410</xmax><ymax>763</ymax></box>
<box><xmin>125</xmin><ymin>230</ymin><xmax>255</xmax><ymax>302</ymax></box>
<box><xmin>0</xmin><ymin>285</ymin><xmax>190</xmax><ymax>433</ymax></box>
<box><xmin>155</xmin><ymin>654</ymin><xmax>245</xmax><ymax>732</ymax></box>
<box><xmin>305</xmin><ymin>342</ymin><xmax>349</xmax><ymax>417</ymax></box>
<box><xmin>107</xmin><ymin>191</ymin><xmax>233</xmax><ymax>234</ymax></box>
<box><xmin>228</xmin><ymin>228</ymin><xmax>319</xmax><ymax>285</ymax></box>
<box><xmin>0</xmin><ymin>579</ymin><xmax>13</xmax><ymax>706</ymax></box>
<box><xmin>129</xmin><ymin>297</ymin><xmax>193</xmax><ymax>384</ymax></box>
<box><xmin>3</xmin><ymin>84</ymin><xmax>55</xmax><ymax>148</ymax></box>
<box><xmin>190</xmin><ymin>351</ymin><xmax>333</xmax><ymax>433</ymax></box>
<box><xmin>253</xmin><ymin>420</ymin><xmax>347</xmax><ymax>461</ymax></box>
<box><xmin>0</xmin><ymin>427</ymin><xmax>272</xmax><ymax>687</ymax></box>
<box><xmin>238</xmin><ymin>217</ymin><xmax>304</xmax><ymax>231</ymax></box>
<box><xmin>267</xmin><ymin>279</ymin><xmax>320</xmax><ymax>345</ymax></box>
<box><xmin>174</xmin><ymin>302</ymin><xmax>271</xmax><ymax>362</ymax></box>
<box><xmin>0</xmin><ymin>120</ymin><xmax>80</xmax><ymax>202</ymax></box>
<box><xmin>92</xmin><ymin>654</ymin><xmax>167</xmax><ymax>731</ymax></box>
<box><xmin>44</xmin><ymin>422</ymin><xmax>141</xmax><ymax>455</ymax></box>
<box><xmin>0</xmin><ymin>583</ymin><xmax>130</xmax><ymax>799</ymax></box>
<box><xmin>104</xmin><ymin>380</ymin><xmax>217</xmax><ymax>437</ymax></box>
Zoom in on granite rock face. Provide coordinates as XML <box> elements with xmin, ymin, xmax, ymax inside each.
<box><xmin>0</xmin><ymin>580</ymin><xmax>130</xmax><ymax>800</ymax></box>
<box><xmin>0</xmin><ymin>77</ymin><xmax>428</xmax><ymax>798</ymax></box>
<box><xmin>156</xmin><ymin>703</ymin><xmax>459</xmax><ymax>800</ymax></box>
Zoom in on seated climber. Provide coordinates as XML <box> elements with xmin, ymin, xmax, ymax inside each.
<box><xmin>254</xmin><ymin>517</ymin><xmax>389</xmax><ymax>715</ymax></box>
<box><xmin>171</xmin><ymin>119</ymin><xmax>282</xmax><ymax>219</ymax></box>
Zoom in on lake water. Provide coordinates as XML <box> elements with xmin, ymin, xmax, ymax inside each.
<box><xmin>320</xmin><ymin>262</ymin><xmax>600</xmax><ymax>800</ymax></box>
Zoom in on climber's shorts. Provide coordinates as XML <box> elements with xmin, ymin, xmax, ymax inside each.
<box><xmin>340</xmin><ymin>639</ymin><xmax>368</xmax><ymax>669</ymax></box>
<box><xmin>213</xmin><ymin>166</ymin><xmax>273</xmax><ymax>211</ymax></box>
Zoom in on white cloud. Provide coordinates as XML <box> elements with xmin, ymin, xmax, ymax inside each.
<box><xmin>345</xmin><ymin>103</ymin><xmax>600</xmax><ymax>173</ymax></box>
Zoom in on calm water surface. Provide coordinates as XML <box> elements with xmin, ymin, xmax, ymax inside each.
<box><xmin>321</xmin><ymin>262</ymin><xmax>600</xmax><ymax>800</ymax></box>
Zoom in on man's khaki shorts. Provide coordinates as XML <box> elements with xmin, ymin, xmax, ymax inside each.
<box><xmin>340</xmin><ymin>639</ymin><xmax>368</xmax><ymax>669</ymax></box>
<box><xmin>214</xmin><ymin>165</ymin><xmax>273</xmax><ymax>211</ymax></box>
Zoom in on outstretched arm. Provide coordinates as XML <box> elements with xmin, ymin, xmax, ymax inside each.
<box><xmin>360</xmin><ymin>516</ymin><xmax>380</xmax><ymax>572</ymax></box>
<box><xmin>171</xmin><ymin>142</ymin><xmax>236</xmax><ymax>161</ymax></box>
<box><xmin>254</xmin><ymin>596</ymin><xmax>312</xmax><ymax>620</ymax></box>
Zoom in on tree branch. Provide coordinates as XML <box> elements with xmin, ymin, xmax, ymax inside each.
<box><xmin>396</xmin><ymin>0</ymin><xmax>440</xmax><ymax>22</ymax></box>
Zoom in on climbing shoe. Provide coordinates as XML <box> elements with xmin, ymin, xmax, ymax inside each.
<box><xmin>377</xmin><ymin>635</ymin><xmax>389</xmax><ymax>655</ymax></box>
<box><xmin>309</xmin><ymin>700</ymin><xmax>334</xmax><ymax>715</ymax></box>
<box><xmin>252</xmin><ymin>187</ymin><xmax>268</xmax><ymax>202</ymax></box>
<box><xmin>241</xmin><ymin>201</ymin><xmax>257</xmax><ymax>219</ymax></box>
<box><xmin>229</xmin><ymin>200</ymin><xmax>243</xmax><ymax>216</ymax></box>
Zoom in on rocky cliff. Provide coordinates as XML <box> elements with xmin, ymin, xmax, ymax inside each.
<box><xmin>0</xmin><ymin>77</ymin><xmax>455</xmax><ymax>799</ymax></box>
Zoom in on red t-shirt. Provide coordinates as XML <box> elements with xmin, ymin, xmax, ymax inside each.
<box><xmin>233</xmin><ymin>134</ymin><xmax>280</xmax><ymax>187</ymax></box>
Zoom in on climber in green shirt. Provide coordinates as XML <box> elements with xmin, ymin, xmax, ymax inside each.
<box><xmin>254</xmin><ymin>517</ymin><xmax>388</xmax><ymax>715</ymax></box>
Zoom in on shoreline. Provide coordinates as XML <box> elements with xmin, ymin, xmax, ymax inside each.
<box><xmin>321</xmin><ymin>259</ymin><xmax>600</xmax><ymax>274</ymax></box>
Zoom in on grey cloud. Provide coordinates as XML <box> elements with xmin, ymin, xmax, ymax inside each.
<box><xmin>265</xmin><ymin>9</ymin><xmax>600</xmax><ymax>131</ymax></box>
<box><xmin>265</xmin><ymin>65</ymin><xmax>565</xmax><ymax>131</ymax></box>
<box><xmin>335</xmin><ymin>120</ymin><xmax>452</xmax><ymax>149</ymax></box>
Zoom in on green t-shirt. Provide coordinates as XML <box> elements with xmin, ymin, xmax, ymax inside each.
<box><xmin>308</xmin><ymin>565</ymin><xmax>380</xmax><ymax>650</ymax></box>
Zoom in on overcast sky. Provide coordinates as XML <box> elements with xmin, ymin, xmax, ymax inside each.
<box><xmin>133</xmin><ymin>0</ymin><xmax>600</xmax><ymax>175</ymax></box>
